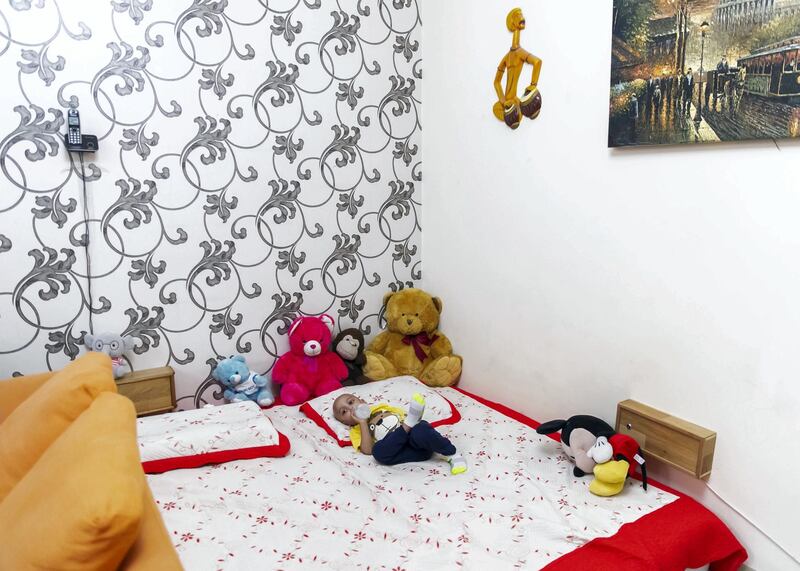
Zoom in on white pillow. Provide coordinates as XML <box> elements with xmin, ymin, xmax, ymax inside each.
<box><xmin>299</xmin><ymin>376</ymin><xmax>461</xmax><ymax>447</ymax></box>
<box><xmin>137</xmin><ymin>401</ymin><xmax>289</xmax><ymax>473</ymax></box>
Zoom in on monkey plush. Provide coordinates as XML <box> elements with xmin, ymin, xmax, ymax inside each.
<box><xmin>333</xmin><ymin>328</ymin><xmax>372</xmax><ymax>386</ymax></box>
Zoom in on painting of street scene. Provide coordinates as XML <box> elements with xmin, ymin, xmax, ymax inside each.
<box><xmin>609</xmin><ymin>0</ymin><xmax>800</xmax><ymax>147</ymax></box>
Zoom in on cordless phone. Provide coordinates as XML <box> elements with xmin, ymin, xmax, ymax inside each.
<box><xmin>67</xmin><ymin>109</ymin><xmax>81</xmax><ymax>146</ymax></box>
<box><xmin>64</xmin><ymin>109</ymin><xmax>98</xmax><ymax>152</ymax></box>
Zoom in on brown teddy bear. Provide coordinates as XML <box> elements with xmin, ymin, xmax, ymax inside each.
<box><xmin>363</xmin><ymin>288</ymin><xmax>462</xmax><ymax>387</ymax></box>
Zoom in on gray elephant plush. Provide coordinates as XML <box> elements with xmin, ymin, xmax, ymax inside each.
<box><xmin>84</xmin><ymin>333</ymin><xmax>135</xmax><ymax>379</ymax></box>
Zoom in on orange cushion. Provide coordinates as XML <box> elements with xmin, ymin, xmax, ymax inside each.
<box><xmin>0</xmin><ymin>352</ymin><xmax>115</xmax><ymax>501</ymax></box>
<box><xmin>119</xmin><ymin>484</ymin><xmax>183</xmax><ymax>571</ymax></box>
<box><xmin>0</xmin><ymin>371</ymin><xmax>54</xmax><ymax>423</ymax></box>
<box><xmin>0</xmin><ymin>393</ymin><xmax>143</xmax><ymax>571</ymax></box>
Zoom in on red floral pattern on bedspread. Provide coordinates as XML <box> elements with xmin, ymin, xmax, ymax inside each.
<box><xmin>147</xmin><ymin>389</ymin><xmax>677</xmax><ymax>570</ymax></box>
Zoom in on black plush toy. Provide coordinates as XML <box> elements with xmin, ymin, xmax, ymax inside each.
<box><xmin>332</xmin><ymin>328</ymin><xmax>372</xmax><ymax>386</ymax></box>
<box><xmin>536</xmin><ymin>415</ymin><xmax>616</xmax><ymax>478</ymax></box>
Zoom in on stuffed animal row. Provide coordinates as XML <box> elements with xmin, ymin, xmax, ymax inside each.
<box><xmin>266</xmin><ymin>288</ymin><xmax>463</xmax><ymax>405</ymax></box>
<box><xmin>536</xmin><ymin>415</ymin><xmax>647</xmax><ymax>497</ymax></box>
<box><xmin>211</xmin><ymin>317</ymin><xmax>371</xmax><ymax>408</ymax></box>
<box><xmin>213</xmin><ymin>287</ymin><xmax>462</xmax><ymax>407</ymax></box>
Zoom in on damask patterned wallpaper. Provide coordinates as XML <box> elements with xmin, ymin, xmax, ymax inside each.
<box><xmin>0</xmin><ymin>0</ymin><xmax>422</xmax><ymax>407</ymax></box>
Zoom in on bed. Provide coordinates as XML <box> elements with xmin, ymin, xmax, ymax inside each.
<box><xmin>147</xmin><ymin>387</ymin><xmax>747</xmax><ymax>570</ymax></box>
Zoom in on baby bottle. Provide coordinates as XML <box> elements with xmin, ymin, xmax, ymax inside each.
<box><xmin>355</xmin><ymin>404</ymin><xmax>371</xmax><ymax>421</ymax></box>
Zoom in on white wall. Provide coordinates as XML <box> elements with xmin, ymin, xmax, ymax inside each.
<box><xmin>422</xmin><ymin>1</ymin><xmax>800</xmax><ymax>569</ymax></box>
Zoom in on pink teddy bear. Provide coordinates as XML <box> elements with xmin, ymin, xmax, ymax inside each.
<box><xmin>272</xmin><ymin>314</ymin><xmax>348</xmax><ymax>405</ymax></box>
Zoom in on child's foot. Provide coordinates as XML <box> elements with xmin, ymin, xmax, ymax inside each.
<box><xmin>405</xmin><ymin>393</ymin><xmax>426</xmax><ymax>427</ymax></box>
<box><xmin>447</xmin><ymin>453</ymin><xmax>468</xmax><ymax>475</ymax></box>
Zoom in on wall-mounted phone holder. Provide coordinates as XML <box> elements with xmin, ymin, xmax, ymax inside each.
<box><xmin>64</xmin><ymin>133</ymin><xmax>99</xmax><ymax>153</ymax></box>
<box><xmin>65</xmin><ymin>109</ymin><xmax>98</xmax><ymax>153</ymax></box>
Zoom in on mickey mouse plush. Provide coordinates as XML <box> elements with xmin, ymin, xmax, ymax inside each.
<box><xmin>537</xmin><ymin>415</ymin><xmax>647</xmax><ymax>497</ymax></box>
<box><xmin>537</xmin><ymin>416</ymin><xmax>617</xmax><ymax>478</ymax></box>
<box><xmin>591</xmin><ymin>433</ymin><xmax>648</xmax><ymax>497</ymax></box>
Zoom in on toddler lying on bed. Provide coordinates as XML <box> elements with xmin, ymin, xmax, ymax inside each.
<box><xmin>333</xmin><ymin>393</ymin><xmax>467</xmax><ymax>475</ymax></box>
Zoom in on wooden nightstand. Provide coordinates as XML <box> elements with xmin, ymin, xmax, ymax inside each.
<box><xmin>616</xmin><ymin>399</ymin><xmax>716</xmax><ymax>480</ymax></box>
<box><xmin>116</xmin><ymin>366</ymin><xmax>176</xmax><ymax>417</ymax></box>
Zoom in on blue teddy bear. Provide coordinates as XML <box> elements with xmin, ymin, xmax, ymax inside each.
<box><xmin>212</xmin><ymin>355</ymin><xmax>274</xmax><ymax>407</ymax></box>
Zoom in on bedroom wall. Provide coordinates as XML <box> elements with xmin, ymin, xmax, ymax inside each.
<box><xmin>0</xmin><ymin>0</ymin><xmax>422</xmax><ymax>407</ymax></box>
<box><xmin>422</xmin><ymin>1</ymin><xmax>799</xmax><ymax>570</ymax></box>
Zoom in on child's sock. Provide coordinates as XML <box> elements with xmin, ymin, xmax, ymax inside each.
<box><xmin>447</xmin><ymin>453</ymin><xmax>468</xmax><ymax>475</ymax></box>
<box><xmin>405</xmin><ymin>393</ymin><xmax>426</xmax><ymax>427</ymax></box>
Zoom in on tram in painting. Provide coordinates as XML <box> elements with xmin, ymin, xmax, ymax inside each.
<box><xmin>738</xmin><ymin>37</ymin><xmax>800</xmax><ymax>100</ymax></box>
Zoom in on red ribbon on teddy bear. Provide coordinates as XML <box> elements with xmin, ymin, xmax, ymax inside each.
<box><xmin>402</xmin><ymin>332</ymin><xmax>439</xmax><ymax>362</ymax></box>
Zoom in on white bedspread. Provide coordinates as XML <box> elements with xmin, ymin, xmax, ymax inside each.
<box><xmin>147</xmin><ymin>388</ymin><xmax>677</xmax><ymax>570</ymax></box>
<box><xmin>138</xmin><ymin>401</ymin><xmax>280</xmax><ymax>465</ymax></box>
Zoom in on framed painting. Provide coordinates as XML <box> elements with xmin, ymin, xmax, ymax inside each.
<box><xmin>609</xmin><ymin>0</ymin><xmax>800</xmax><ymax>147</ymax></box>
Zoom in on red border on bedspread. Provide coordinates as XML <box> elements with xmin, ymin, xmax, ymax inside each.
<box><xmin>453</xmin><ymin>388</ymin><xmax>748</xmax><ymax>571</ymax></box>
<box><xmin>141</xmin><ymin>431</ymin><xmax>291</xmax><ymax>474</ymax></box>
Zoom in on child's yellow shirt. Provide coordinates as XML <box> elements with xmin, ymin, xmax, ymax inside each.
<box><xmin>349</xmin><ymin>403</ymin><xmax>406</xmax><ymax>451</ymax></box>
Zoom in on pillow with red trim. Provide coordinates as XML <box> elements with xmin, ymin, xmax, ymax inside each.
<box><xmin>137</xmin><ymin>401</ymin><xmax>289</xmax><ymax>473</ymax></box>
<box><xmin>299</xmin><ymin>376</ymin><xmax>461</xmax><ymax>447</ymax></box>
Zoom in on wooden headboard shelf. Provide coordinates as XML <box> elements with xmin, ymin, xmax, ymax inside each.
<box><xmin>615</xmin><ymin>400</ymin><xmax>716</xmax><ymax>480</ymax></box>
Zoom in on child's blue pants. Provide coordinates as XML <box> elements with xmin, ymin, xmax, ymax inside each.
<box><xmin>372</xmin><ymin>421</ymin><xmax>456</xmax><ymax>465</ymax></box>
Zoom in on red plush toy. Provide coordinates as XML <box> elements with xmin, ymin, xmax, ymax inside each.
<box><xmin>272</xmin><ymin>314</ymin><xmax>348</xmax><ymax>405</ymax></box>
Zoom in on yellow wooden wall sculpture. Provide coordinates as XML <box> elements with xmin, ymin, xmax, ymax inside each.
<box><xmin>493</xmin><ymin>8</ymin><xmax>543</xmax><ymax>130</ymax></box>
